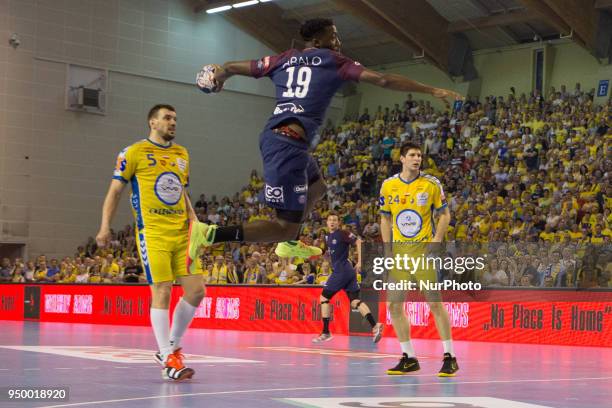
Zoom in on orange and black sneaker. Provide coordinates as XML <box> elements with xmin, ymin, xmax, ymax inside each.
<box><xmin>162</xmin><ymin>348</ymin><xmax>194</xmax><ymax>381</ymax></box>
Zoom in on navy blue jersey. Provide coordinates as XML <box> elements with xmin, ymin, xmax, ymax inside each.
<box><xmin>325</xmin><ymin>229</ymin><xmax>358</xmax><ymax>268</ymax></box>
<box><xmin>250</xmin><ymin>48</ymin><xmax>364</xmax><ymax>144</ymax></box>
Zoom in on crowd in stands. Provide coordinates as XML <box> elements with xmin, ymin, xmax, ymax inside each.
<box><xmin>1</xmin><ymin>83</ymin><xmax>610</xmax><ymax>288</ymax></box>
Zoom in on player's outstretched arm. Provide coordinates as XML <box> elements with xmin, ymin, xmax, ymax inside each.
<box><xmin>96</xmin><ymin>180</ymin><xmax>126</xmax><ymax>248</ymax></box>
<box><xmin>209</xmin><ymin>60</ymin><xmax>253</xmax><ymax>92</ymax></box>
<box><xmin>359</xmin><ymin>68</ymin><xmax>463</xmax><ymax>105</ymax></box>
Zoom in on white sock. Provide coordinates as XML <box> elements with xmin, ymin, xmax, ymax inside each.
<box><xmin>400</xmin><ymin>341</ymin><xmax>416</xmax><ymax>358</ymax></box>
<box><xmin>169</xmin><ymin>298</ymin><xmax>198</xmax><ymax>351</ymax></box>
<box><xmin>150</xmin><ymin>308</ymin><xmax>172</xmax><ymax>360</ymax></box>
<box><xmin>442</xmin><ymin>340</ymin><xmax>454</xmax><ymax>356</ymax></box>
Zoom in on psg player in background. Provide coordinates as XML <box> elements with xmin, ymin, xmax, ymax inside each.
<box><xmin>187</xmin><ymin>18</ymin><xmax>462</xmax><ymax>269</ymax></box>
<box><xmin>312</xmin><ymin>212</ymin><xmax>383</xmax><ymax>344</ymax></box>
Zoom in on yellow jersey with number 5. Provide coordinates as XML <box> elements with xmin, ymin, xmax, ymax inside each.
<box><xmin>113</xmin><ymin>139</ymin><xmax>190</xmax><ymax>234</ymax></box>
<box><xmin>379</xmin><ymin>172</ymin><xmax>447</xmax><ymax>242</ymax></box>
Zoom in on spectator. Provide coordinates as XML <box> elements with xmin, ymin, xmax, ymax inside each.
<box><xmin>210</xmin><ymin>255</ymin><xmax>228</xmax><ymax>284</ymax></box>
<box><xmin>11</xmin><ymin>263</ymin><xmax>25</xmax><ymax>283</ymax></box>
<box><xmin>243</xmin><ymin>256</ymin><xmax>262</xmax><ymax>284</ymax></box>
<box><xmin>122</xmin><ymin>258</ymin><xmax>142</xmax><ymax>283</ymax></box>
<box><xmin>74</xmin><ymin>264</ymin><xmax>90</xmax><ymax>283</ymax></box>
<box><xmin>0</xmin><ymin>258</ymin><xmax>12</xmax><ymax>282</ymax></box>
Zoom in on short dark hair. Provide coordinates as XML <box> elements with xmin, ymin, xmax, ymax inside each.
<box><xmin>400</xmin><ymin>141</ymin><xmax>422</xmax><ymax>156</ymax></box>
<box><xmin>300</xmin><ymin>18</ymin><xmax>334</xmax><ymax>41</ymax></box>
<box><xmin>327</xmin><ymin>211</ymin><xmax>339</xmax><ymax>219</ymax></box>
<box><xmin>147</xmin><ymin>104</ymin><xmax>175</xmax><ymax>121</ymax></box>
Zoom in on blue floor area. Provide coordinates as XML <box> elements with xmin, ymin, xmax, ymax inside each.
<box><xmin>0</xmin><ymin>321</ymin><xmax>610</xmax><ymax>408</ymax></box>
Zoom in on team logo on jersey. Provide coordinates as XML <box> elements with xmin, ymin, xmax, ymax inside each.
<box><xmin>115</xmin><ymin>149</ymin><xmax>127</xmax><ymax>174</ymax></box>
<box><xmin>257</xmin><ymin>56</ymin><xmax>270</xmax><ymax>71</ymax></box>
<box><xmin>154</xmin><ymin>172</ymin><xmax>183</xmax><ymax>205</ymax></box>
<box><xmin>264</xmin><ymin>185</ymin><xmax>284</xmax><ymax>203</ymax></box>
<box><xmin>396</xmin><ymin>209</ymin><xmax>422</xmax><ymax>238</ymax></box>
<box><xmin>274</xmin><ymin>103</ymin><xmax>305</xmax><ymax>115</ymax></box>
<box><xmin>176</xmin><ymin>158</ymin><xmax>187</xmax><ymax>172</ymax></box>
<box><xmin>416</xmin><ymin>192</ymin><xmax>429</xmax><ymax>206</ymax></box>
<box><xmin>332</xmin><ymin>239</ymin><xmax>337</xmax><ymax>245</ymax></box>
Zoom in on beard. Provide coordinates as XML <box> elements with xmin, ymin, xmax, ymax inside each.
<box><xmin>161</xmin><ymin>132</ymin><xmax>175</xmax><ymax>142</ymax></box>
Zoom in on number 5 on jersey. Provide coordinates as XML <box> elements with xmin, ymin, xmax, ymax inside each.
<box><xmin>282</xmin><ymin>66</ymin><xmax>312</xmax><ymax>98</ymax></box>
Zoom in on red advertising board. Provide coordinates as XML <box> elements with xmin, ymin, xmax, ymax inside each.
<box><xmin>384</xmin><ymin>301</ymin><xmax>612</xmax><ymax>347</ymax></box>
<box><xmin>0</xmin><ymin>284</ymin><xmax>350</xmax><ymax>334</ymax></box>
<box><xmin>1</xmin><ymin>284</ymin><xmax>611</xmax><ymax>347</ymax></box>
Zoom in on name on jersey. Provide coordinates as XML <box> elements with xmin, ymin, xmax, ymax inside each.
<box><xmin>149</xmin><ymin>208</ymin><xmax>185</xmax><ymax>216</ymax></box>
<box><xmin>282</xmin><ymin>55</ymin><xmax>323</xmax><ymax>69</ymax></box>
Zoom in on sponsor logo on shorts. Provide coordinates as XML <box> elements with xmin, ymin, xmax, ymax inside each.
<box><xmin>298</xmin><ymin>195</ymin><xmax>306</xmax><ymax>204</ymax></box>
<box><xmin>294</xmin><ymin>184</ymin><xmax>307</xmax><ymax>193</ymax></box>
<box><xmin>273</xmin><ymin>103</ymin><xmax>305</xmax><ymax>115</ymax></box>
<box><xmin>265</xmin><ymin>185</ymin><xmax>284</xmax><ymax>203</ymax></box>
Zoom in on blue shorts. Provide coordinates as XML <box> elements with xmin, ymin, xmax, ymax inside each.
<box><xmin>324</xmin><ymin>268</ymin><xmax>360</xmax><ymax>296</ymax></box>
<box><xmin>259</xmin><ymin>128</ymin><xmax>321</xmax><ymax>212</ymax></box>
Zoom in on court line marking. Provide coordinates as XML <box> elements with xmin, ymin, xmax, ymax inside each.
<box><xmin>367</xmin><ymin>373</ymin><xmax>441</xmax><ymax>378</ymax></box>
<box><xmin>39</xmin><ymin>376</ymin><xmax>612</xmax><ymax>408</ymax></box>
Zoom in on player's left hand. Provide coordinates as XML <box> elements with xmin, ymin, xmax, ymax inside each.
<box><xmin>355</xmin><ymin>264</ymin><xmax>362</xmax><ymax>275</ymax></box>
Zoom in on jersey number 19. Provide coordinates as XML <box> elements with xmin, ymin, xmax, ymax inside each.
<box><xmin>282</xmin><ymin>67</ymin><xmax>311</xmax><ymax>98</ymax></box>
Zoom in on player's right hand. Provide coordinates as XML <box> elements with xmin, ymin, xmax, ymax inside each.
<box><xmin>96</xmin><ymin>228</ymin><xmax>111</xmax><ymax>248</ymax></box>
<box><xmin>432</xmin><ymin>88</ymin><xmax>463</xmax><ymax>104</ymax></box>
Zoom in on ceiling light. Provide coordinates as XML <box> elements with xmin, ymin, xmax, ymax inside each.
<box><xmin>206</xmin><ymin>5</ymin><xmax>232</xmax><ymax>14</ymax></box>
<box><xmin>233</xmin><ymin>0</ymin><xmax>259</xmax><ymax>7</ymax></box>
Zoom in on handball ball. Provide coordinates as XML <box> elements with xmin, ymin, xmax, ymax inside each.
<box><xmin>196</xmin><ymin>64</ymin><xmax>218</xmax><ymax>94</ymax></box>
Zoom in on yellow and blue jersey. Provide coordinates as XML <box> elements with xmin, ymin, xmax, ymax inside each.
<box><xmin>379</xmin><ymin>172</ymin><xmax>447</xmax><ymax>242</ymax></box>
<box><xmin>113</xmin><ymin>139</ymin><xmax>190</xmax><ymax>234</ymax></box>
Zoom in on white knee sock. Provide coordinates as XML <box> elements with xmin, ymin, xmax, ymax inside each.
<box><xmin>169</xmin><ymin>298</ymin><xmax>198</xmax><ymax>351</ymax></box>
<box><xmin>150</xmin><ymin>308</ymin><xmax>172</xmax><ymax>360</ymax></box>
<box><xmin>442</xmin><ymin>340</ymin><xmax>454</xmax><ymax>356</ymax></box>
<box><xmin>400</xmin><ymin>341</ymin><xmax>416</xmax><ymax>358</ymax></box>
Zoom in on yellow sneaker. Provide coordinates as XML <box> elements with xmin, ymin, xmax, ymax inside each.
<box><xmin>274</xmin><ymin>241</ymin><xmax>322</xmax><ymax>258</ymax></box>
<box><xmin>186</xmin><ymin>221</ymin><xmax>217</xmax><ymax>274</ymax></box>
